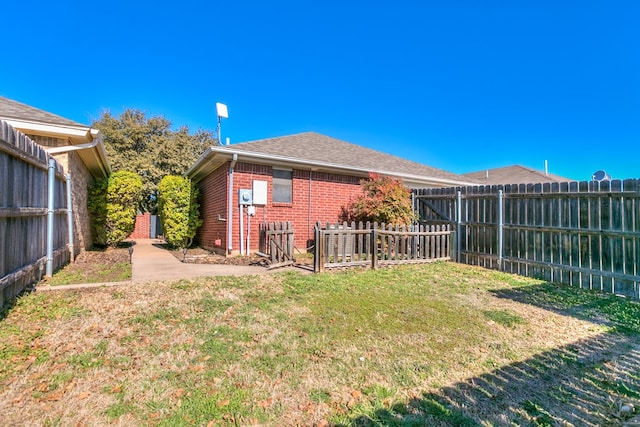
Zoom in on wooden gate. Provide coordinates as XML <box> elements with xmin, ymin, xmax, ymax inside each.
<box><xmin>258</xmin><ymin>222</ymin><xmax>295</xmax><ymax>269</ymax></box>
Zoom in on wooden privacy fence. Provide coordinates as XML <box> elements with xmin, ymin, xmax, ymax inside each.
<box><xmin>0</xmin><ymin>121</ymin><xmax>70</xmax><ymax>308</ymax></box>
<box><xmin>414</xmin><ymin>179</ymin><xmax>640</xmax><ymax>298</ymax></box>
<box><xmin>314</xmin><ymin>221</ymin><xmax>452</xmax><ymax>273</ymax></box>
<box><xmin>258</xmin><ymin>221</ymin><xmax>295</xmax><ymax>269</ymax></box>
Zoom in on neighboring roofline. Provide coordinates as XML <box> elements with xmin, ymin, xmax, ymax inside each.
<box><xmin>462</xmin><ymin>164</ymin><xmax>572</xmax><ymax>184</ymax></box>
<box><xmin>187</xmin><ymin>145</ymin><xmax>477</xmax><ymax>188</ymax></box>
<box><xmin>1</xmin><ymin>118</ymin><xmax>94</xmax><ymax>141</ymax></box>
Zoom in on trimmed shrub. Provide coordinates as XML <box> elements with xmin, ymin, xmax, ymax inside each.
<box><xmin>88</xmin><ymin>171</ymin><xmax>142</xmax><ymax>247</ymax></box>
<box><xmin>157</xmin><ymin>175</ymin><xmax>202</xmax><ymax>248</ymax></box>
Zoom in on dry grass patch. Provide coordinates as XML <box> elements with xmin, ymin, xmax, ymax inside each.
<box><xmin>1</xmin><ymin>263</ymin><xmax>639</xmax><ymax>426</ymax></box>
<box><xmin>40</xmin><ymin>245</ymin><xmax>132</xmax><ymax>286</ymax></box>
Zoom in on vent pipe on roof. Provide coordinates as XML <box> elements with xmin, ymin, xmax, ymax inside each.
<box><xmin>544</xmin><ymin>160</ymin><xmax>549</xmax><ymax>176</ymax></box>
<box><xmin>226</xmin><ymin>137</ymin><xmax>230</xmax><ymax>146</ymax></box>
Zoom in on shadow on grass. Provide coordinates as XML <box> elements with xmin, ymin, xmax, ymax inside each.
<box><xmin>0</xmin><ymin>296</ymin><xmax>18</xmax><ymax>323</ymax></box>
<box><xmin>490</xmin><ymin>283</ymin><xmax>640</xmax><ymax>334</ymax></box>
<box><xmin>338</xmin><ymin>284</ymin><xmax>640</xmax><ymax>426</ymax></box>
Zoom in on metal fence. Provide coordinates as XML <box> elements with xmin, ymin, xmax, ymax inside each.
<box><xmin>314</xmin><ymin>221</ymin><xmax>452</xmax><ymax>273</ymax></box>
<box><xmin>0</xmin><ymin>121</ymin><xmax>70</xmax><ymax>308</ymax></box>
<box><xmin>414</xmin><ymin>179</ymin><xmax>640</xmax><ymax>298</ymax></box>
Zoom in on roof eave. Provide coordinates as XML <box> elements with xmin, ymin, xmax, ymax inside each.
<box><xmin>187</xmin><ymin>146</ymin><xmax>477</xmax><ymax>187</ymax></box>
<box><xmin>77</xmin><ymin>139</ymin><xmax>111</xmax><ymax>179</ymax></box>
<box><xmin>45</xmin><ymin>131</ymin><xmax>111</xmax><ymax>179</ymax></box>
<box><xmin>2</xmin><ymin>118</ymin><xmax>93</xmax><ymax>142</ymax></box>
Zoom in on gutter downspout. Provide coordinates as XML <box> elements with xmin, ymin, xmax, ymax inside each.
<box><xmin>66</xmin><ymin>174</ymin><xmax>74</xmax><ymax>262</ymax></box>
<box><xmin>45</xmin><ymin>139</ymin><xmax>101</xmax><ymax>154</ymax></box>
<box><xmin>227</xmin><ymin>154</ymin><xmax>238</xmax><ymax>254</ymax></box>
<box><xmin>46</xmin><ymin>158</ymin><xmax>56</xmax><ymax>276</ymax></box>
<box><xmin>308</xmin><ymin>171</ymin><xmax>312</xmax><ymax>243</ymax></box>
<box><xmin>45</xmin><ymin>138</ymin><xmax>104</xmax><ymax>275</ymax></box>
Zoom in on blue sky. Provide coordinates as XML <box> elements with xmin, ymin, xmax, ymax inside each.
<box><xmin>2</xmin><ymin>1</ymin><xmax>638</xmax><ymax>181</ymax></box>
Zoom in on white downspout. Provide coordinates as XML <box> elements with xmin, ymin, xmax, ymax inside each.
<box><xmin>46</xmin><ymin>139</ymin><xmax>101</xmax><ymax>154</ymax></box>
<box><xmin>227</xmin><ymin>154</ymin><xmax>238</xmax><ymax>254</ymax></box>
<box><xmin>46</xmin><ymin>158</ymin><xmax>56</xmax><ymax>276</ymax></box>
<box><xmin>45</xmin><ymin>137</ymin><xmax>104</xmax><ymax>270</ymax></box>
<box><xmin>66</xmin><ymin>174</ymin><xmax>74</xmax><ymax>262</ymax></box>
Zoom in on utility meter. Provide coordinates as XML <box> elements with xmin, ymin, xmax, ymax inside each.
<box><xmin>238</xmin><ymin>189</ymin><xmax>253</xmax><ymax>205</ymax></box>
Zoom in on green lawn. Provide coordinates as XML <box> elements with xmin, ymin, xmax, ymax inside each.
<box><xmin>1</xmin><ymin>262</ymin><xmax>639</xmax><ymax>426</ymax></box>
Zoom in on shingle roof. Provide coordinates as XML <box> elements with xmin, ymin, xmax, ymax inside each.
<box><xmin>0</xmin><ymin>96</ymin><xmax>110</xmax><ymax>178</ymax></box>
<box><xmin>0</xmin><ymin>96</ymin><xmax>87</xmax><ymax>127</ymax></box>
<box><xmin>462</xmin><ymin>165</ymin><xmax>573</xmax><ymax>185</ymax></box>
<box><xmin>225</xmin><ymin>132</ymin><xmax>474</xmax><ymax>184</ymax></box>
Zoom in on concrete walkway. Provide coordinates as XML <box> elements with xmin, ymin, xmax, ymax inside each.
<box><xmin>131</xmin><ymin>239</ymin><xmax>269</xmax><ymax>282</ymax></box>
<box><xmin>39</xmin><ymin>239</ymin><xmax>307</xmax><ymax>291</ymax></box>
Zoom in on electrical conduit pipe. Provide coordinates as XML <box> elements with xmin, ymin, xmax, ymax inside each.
<box><xmin>227</xmin><ymin>154</ymin><xmax>238</xmax><ymax>254</ymax></box>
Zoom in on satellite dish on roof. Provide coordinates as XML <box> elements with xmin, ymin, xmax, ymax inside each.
<box><xmin>591</xmin><ymin>170</ymin><xmax>611</xmax><ymax>182</ymax></box>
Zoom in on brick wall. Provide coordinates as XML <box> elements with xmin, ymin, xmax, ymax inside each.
<box><xmin>129</xmin><ymin>213</ymin><xmax>151</xmax><ymax>239</ymax></box>
<box><xmin>195</xmin><ymin>164</ymin><xmax>230</xmax><ymax>254</ymax></box>
<box><xmin>195</xmin><ymin>161</ymin><xmax>363</xmax><ymax>254</ymax></box>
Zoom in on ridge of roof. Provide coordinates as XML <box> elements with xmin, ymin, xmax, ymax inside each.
<box><xmin>462</xmin><ymin>164</ymin><xmax>572</xmax><ymax>184</ymax></box>
<box><xmin>0</xmin><ymin>96</ymin><xmax>88</xmax><ymax>128</ymax></box>
<box><xmin>218</xmin><ymin>131</ymin><xmax>474</xmax><ymax>184</ymax></box>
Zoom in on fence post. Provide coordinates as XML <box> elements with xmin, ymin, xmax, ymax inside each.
<box><xmin>497</xmin><ymin>189</ymin><xmax>504</xmax><ymax>271</ymax></box>
<box><xmin>446</xmin><ymin>224</ymin><xmax>453</xmax><ymax>260</ymax></box>
<box><xmin>371</xmin><ymin>222</ymin><xmax>378</xmax><ymax>270</ymax></box>
<box><xmin>315</xmin><ymin>222</ymin><xmax>323</xmax><ymax>273</ymax></box>
<box><xmin>456</xmin><ymin>191</ymin><xmax>462</xmax><ymax>263</ymax></box>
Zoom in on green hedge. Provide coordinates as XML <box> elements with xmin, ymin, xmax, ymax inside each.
<box><xmin>88</xmin><ymin>171</ymin><xmax>142</xmax><ymax>247</ymax></box>
<box><xmin>158</xmin><ymin>175</ymin><xmax>202</xmax><ymax>248</ymax></box>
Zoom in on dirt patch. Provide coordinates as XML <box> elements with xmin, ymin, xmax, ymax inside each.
<box><xmin>165</xmin><ymin>246</ymin><xmax>265</xmax><ymax>265</ymax></box>
<box><xmin>41</xmin><ymin>245</ymin><xmax>132</xmax><ymax>285</ymax></box>
<box><xmin>163</xmin><ymin>245</ymin><xmax>314</xmax><ymax>267</ymax></box>
<box><xmin>74</xmin><ymin>246</ymin><xmax>131</xmax><ymax>267</ymax></box>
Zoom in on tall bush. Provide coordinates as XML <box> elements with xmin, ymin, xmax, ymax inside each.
<box><xmin>344</xmin><ymin>173</ymin><xmax>415</xmax><ymax>225</ymax></box>
<box><xmin>157</xmin><ymin>175</ymin><xmax>202</xmax><ymax>248</ymax></box>
<box><xmin>88</xmin><ymin>171</ymin><xmax>142</xmax><ymax>247</ymax></box>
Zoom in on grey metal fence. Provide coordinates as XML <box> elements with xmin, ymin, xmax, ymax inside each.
<box><xmin>415</xmin><ymin>180</ymin><xmax>640</xmax><ymax>298</ymax></box>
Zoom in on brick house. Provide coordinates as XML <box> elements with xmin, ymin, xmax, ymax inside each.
<box><xmin>0</xmin><ymin>96</ymin><xmax>110</xmax><ymax>254</ymax></box>
<box><xmin>187</xmin><ymin>132</ymin><xmax>476</xmax><ymax>255</ymax></box>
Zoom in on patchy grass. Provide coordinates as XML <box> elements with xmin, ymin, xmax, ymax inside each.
<box><xmin>42</xmin><ymin>245</ymin><xmax>132</xmax><ymax>286</ymax></box>
<box><xmin>1</xmin><ymin>262</ymin><xmax>640</xmax><ymax>426</ymax></box>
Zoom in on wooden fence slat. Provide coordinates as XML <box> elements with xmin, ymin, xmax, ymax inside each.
<box><xmin>1</xmin><ymin>124</ymin><xmax>70</xmax><ymax>308</ymax></box>
<box><xmin>314</xmin><ymin>221</ymin><xmax>452</xmax><ymax>272</ymax></box>
<box><xmin>413</xmin><ymin>179</ymin><xmax>640</xmax><ymax>299</ymax></box>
